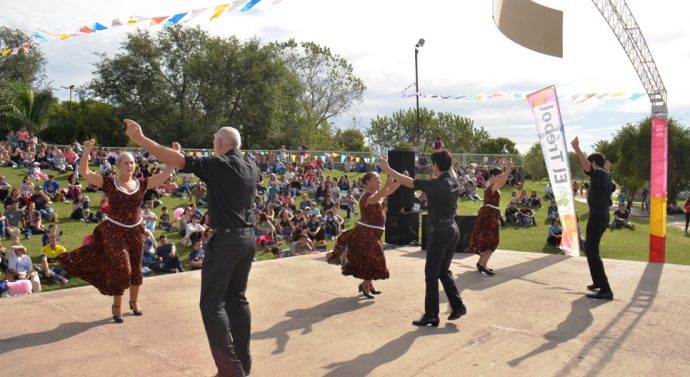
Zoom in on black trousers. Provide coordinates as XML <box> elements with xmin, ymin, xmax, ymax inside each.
<box><xmin>424</xmin><ymin>221</ymin><xmax>463</xmax><ymax>315</ymax></box>
<box><xmin>584</xmin><ymin>210</ymin><xmax>611</xmax><ymax>292</ymax></box>
<box><xmin>200</xmin><ymin>229</ymin><xmax>256</xmax><ymax>377</ymax></box>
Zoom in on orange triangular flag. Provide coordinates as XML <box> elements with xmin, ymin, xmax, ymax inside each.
<box><xmin>150</xmin><ymin>16</ymin><xmax>169</xmax><ymax>25</ymax></box>
<box><xmin>80</xmin><ymin>26</ymin><xmax>93</xmax><ymax>33</ymax></box>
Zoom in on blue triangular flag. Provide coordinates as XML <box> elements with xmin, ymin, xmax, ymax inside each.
<box><xmin>92</xmin><ymin>22</ymin><xmax>108</xmax><ymax>31</ymax></box>
<box><xmin>241</xmin><ymin>0</ymin><xmax>263</xmax><ymax>12</ymax></box>
<box><xmin>165</xmin><ymin>12</ymin><xmax>188</xmax><ymax>26</ymax></box>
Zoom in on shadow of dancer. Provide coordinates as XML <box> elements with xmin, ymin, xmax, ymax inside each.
<box><xmin>323</xmin><ymin>323</ymin><xmax>459</xmax><ymax>377</ymax></box>
<box><xmin>252</xmin><ymin>297</ymin><xmax>374</xmax><ymax>354</ymax></box>
<box><xmin>0</xmin><ymin>318</ymin><xmax>112</xmax><ymax>356</ymax></box>
<box><xmin>457</xmin><ymin>254</ymin><xmax>566</xmax><ymax>293</ymax></box>
<box><xmin>508</xmin><ymin>295</ymin><xmax>608</xmax><ymax>367</ymax></box>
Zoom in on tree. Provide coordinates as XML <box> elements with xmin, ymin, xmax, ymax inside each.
<box><xmin>476</xmin><ymin>137</ymin><xmax>519</xmax><ymax>155</ymax></box>
<box><xmin>0</xmin><ymin>27</ymin><xmax>46</xmax><ymax>85</ymax></box>
<box><xmin>334</xmin><ymin>128</ymin><xmax>368</xmax><ymax>151</ymax></box>
<box><xmin>90</xmin><ymin>25</ymin><xmax>302</xmax><ymax>148</ymax></box>
<box><xmin>41</xmin><ymin>99</ymin><xmax>126</xmax><ymax>146</ymax></box>
<box><xmin>365</xmin><ymin>108</ymin><xmax>488</xmax><ymax>153</ymax></box>
<box><xmin>0</xmin><ymin>82</ymin><xmax>55</xmax><ymax>133</ymax></box>
<box><xmin>594</xmin><ymin>117</ymin><xmax>690</xmax><ymax>200</ymax></box>
<box><xmin>523</xmin><ymin>142</ymin><xmax>547</xmax><ymax>180</ymax></box>
<box><xmin>277</xmin><ymin>40</ymin><xmax>366</xmax><ymax>129</ymax></box>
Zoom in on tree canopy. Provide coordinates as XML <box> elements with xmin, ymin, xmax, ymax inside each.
<box><xmin>0</xmin><ymin>27</ymin><xmax>46</xmax><ymax>85</ymax></box>
<box><xmin>595</xmin><ymin>117</ymin><xmax>690</xmax><ymax>200</ymax></box>
<box><xmin>365</xmin><ymin>108</ymin><xmax>489</xmax><ymax>153</ymax></box>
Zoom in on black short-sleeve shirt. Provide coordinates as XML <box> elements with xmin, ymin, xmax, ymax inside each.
<box><xmin>180</xmin><ymin>149</ymin><xmax>257</xmax><ymax>228</ymax></box>
<box><xmin>586</xmin><ymin>167</ymin><xmax>615</xmax><ymax>211</ymax></box>
<box><xmin>413</xmin><ymin>172</ymin><xmax>459</xmax><ymax>224</ymax></box>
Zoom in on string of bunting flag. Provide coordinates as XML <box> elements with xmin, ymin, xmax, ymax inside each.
<box><xmin>401</xmin><ymin>84</ymin><xmax>646</xmax><ymax>103</ymax></box>
<box><xmin>1</xmin><ymin>0</ymin><xmax>285</xmax><ymax>58</ymax></box>
<box><xmin>178</xmin><ymin>149</ymin><xmax>379</xmax><ymax>164</ymax></box>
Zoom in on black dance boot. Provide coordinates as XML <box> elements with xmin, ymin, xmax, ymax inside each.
<box><xmin>412</xmin><ymin>313</ymin><xmax>440</xmax><ymax>327</ymax></box>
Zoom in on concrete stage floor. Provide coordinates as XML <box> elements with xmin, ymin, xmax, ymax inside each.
<box><xmin>2</xmin><ymin>248</ymin><xmax>689</xmax><ymax>377</ymax></box>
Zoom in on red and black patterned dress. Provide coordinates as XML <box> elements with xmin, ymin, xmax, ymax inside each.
<box><xmin>327</xmin><ymin>192</ymin><xmax>389</xmax><ymax>280</ymax></box>
<box><xmin>467</xmin><ymin>184</ymin><xmax>501</xmax><ymax>255</ymax></box>
<box><xmin>59</xmin><ymin>176</ymin><xmax>148</xmax><ymax>296</ymax></box>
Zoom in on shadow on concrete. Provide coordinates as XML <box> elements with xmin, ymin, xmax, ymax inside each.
<box><xmin>0</xmin><ymin>318</ymin><xmax>112</xmax><ymax>356</ymax></box>
<box><xmin>398</xmin><ymin>249</ymin><xmax>475</xmax><ymax>262</ymax></box>
<box><xmin>456</xmin><ymin>254</ymin><xmax>567</xmax><ymax>293</ymax></box>
<box><xmin>322</xmin><ymin>323</ymin><xmax>459</xmax><ymax>377</ymax></box>
<box><xmin>554</xmin><ymin>262</ymin><xmax>664</xmax><ymax>377</ymax></box>
<box><xmin>508</xmin><ymin>294</ymin><xmax>608</xmax><ymax>367</ymax></box>
<box><xmin>252</xmin><ymin>297</ymin><xmax>374</xmax><ymax>355</ymax></box>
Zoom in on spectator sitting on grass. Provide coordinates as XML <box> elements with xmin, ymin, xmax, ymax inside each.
<box><xmin>65</xmin><ymin>174</ymin><xmax>82</xmax><ymax>201</ymax></box>
<box><xmin>39</xmin><ymin>234</ymin><xmax>69</xmax><ymax>285</ymax></box>
<box><xmin>529</xmin><ymin>191</ymin><xmax>542</xmax><ymax>209</ymax></box>
<box><xmin>4</xmin><ymin>199</ymin><xmax>24</xmax><ymax>239</ymax></box>
<box><xmin>142</xmin><ymin>228</ymin><xmax>157</xmax><ymax>273</ymax></box>
<box><xmin>289</xmin><ymin>234</ymin><xmax>314</xmax><ymax>256</ymax></box>
<box><xmin>0</xmin><ymin>175</ymin><xmax>12</xmax><ymax>201</ymax></box>
<box><xmin>611</xmin><ymin>202</ymin><xmax>636</xmax><ymax>230</ymax></box>
<box><xmin>547</xmin><ymin>218</ymin><xmax>563</xmax><ymax>246</ymax></box>
<box><xmin>141</xmin><ymin>204</ymin><xmax>158</xmax><ymax>233</ymax></box>
<box><xmin>545</xmin><ymin>183</ymin><xmax>554</xmax><ymax>200</ymax></box>
<box><xmin>42</xmin><ymin>224</ymin><xmax>62</xmax><ymax>246</ymax></box>
<box><xmin>518</xmin><ymin>190</ymin><xmax>529</xmax><ymax>207</ymax></box>
<box><xmin>546</xmin><ymin>199</ymin><xmax>559</xmax><ymax>221</ymax></box>
<box><xmin>182</xmin><ymin>215</ymin><xmax>206</xmax><ymax>247</ymax></box>
<box><xmin>518</xmin><ymin>206</ymin><xmax>537</xmax><ymax>227</ymax></box>
<box><xmin>8</xmin><ymin>243</ymin><xmax>40</xmax><ymax>291</ymax></box>
<box><xmin>30</xmin><ymin>187</ymin><xmax>56</xmax><ymax>222</ymax></box>
<box><xmin>43</xmin><ymin>175</ymin><xmax>65</xmax><ymax>202</ymax></box>
<box><xmin>504</xmin><ymin>202</ymin><xmax>519</xmax><ymax>227</ymax></box>
<box><xmin>256</xmin><ymin>212</ymin><xmax>276</xmax><ymax>247</ymax></box>
<box><xmin>155</xmin><ymin>234</ymin><xmax>184</xmax><ymax>273</ymax></box>
<box><xmin>275</xmin><ymin>209</ymin><xmax>294</xmax><ymax>241</ymax></box>
<box><xmin>323</xmin><ymin>209</ymin><xmax>344</xmax><ymax>240</ymax></box>
<box><xmin>307</xmin><ymin>213</ymin><xmax>325</xmax><ymax>246</ymax></box>
<box><xmin>189</xmin><ymin>239</ymin><xmax>205</xmax><ymax>270</ymax></box>
<box><xmin>509</xmin><ymin>191</ymin><xmax>518</xmax><ymax>206</ymax></box>
<box><xmin>159</xmin><ymin>206</ymin><xmax>173</xmax><ymax>231</ymax></box>
<box><xmin>22</xmin><ymin>201</ymin><xmax>46</xmax><ymax>237</ymax></box>
<box><xmin>465</xmin><ymin>180</ymin><xmax>481</xmax><ymax>201</ymax></box>
<box><xmin>191</xmin><ymin>181</ymin><xmax>207</xmax><ymax>207</ymax></box>
<box><xmin>70</xmin><ymin>192</ymin><xmax>90</xmax><ymax>222</ymax></box>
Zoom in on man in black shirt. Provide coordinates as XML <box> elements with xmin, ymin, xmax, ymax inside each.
<box><xmin>572</xmin><ymin>137</ymin><xmax>615</xmax><ymax>300</ymax></box>
<box><xmin>125</xmin><ymin>119</ymin><xmax>257</xmax><ymax>376</ymax></box>
<box><xmin>379</xmin><ymin>150</ymin><xmax>466</xmax><ymax>327</ymax></box>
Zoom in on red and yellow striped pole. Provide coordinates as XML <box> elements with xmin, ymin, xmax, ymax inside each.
<box><xmin>649</xmin><ymin>117</ymin><xmax>668</xmax><ymax>263</ymax></box>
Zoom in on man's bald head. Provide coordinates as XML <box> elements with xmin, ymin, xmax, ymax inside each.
<box><xmin>214</xmin><ymin>127</ymin><xmax>241</xmax><ymax>155</ymax></box>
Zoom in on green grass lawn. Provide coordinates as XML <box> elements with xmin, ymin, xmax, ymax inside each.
<box><xmin>2</xmin><ymin>165</ymin><xmax>687</xmax><ymax>295</ymax></box>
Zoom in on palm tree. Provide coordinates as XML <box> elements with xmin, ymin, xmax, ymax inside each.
<box><xmin>0</xmin><ymin>82</ymin><xmax>55</xmax><ymax>133</ymax></box>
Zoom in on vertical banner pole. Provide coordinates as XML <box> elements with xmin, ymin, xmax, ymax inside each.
<box><xmin>527</xmin><ymin>86</ymin><xmax>580</xmax><ymax>256</ymax></box>
<box><xmin>649</xmin><ymin>117</ymin><xmax>668</xmax><ymax>263</ymax></box>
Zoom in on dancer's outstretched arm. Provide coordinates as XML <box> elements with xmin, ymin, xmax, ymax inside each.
<box><xmin>377</xmin><ymin>157</ymin><xmax>414</xmax><ymax>188</ymax></box>
<box><xmin>148</xmin><ymin>143</ymin><xmax>182</xmax><ymax>189</ymax></box>
<box><xmin>124</xmin><ymin>119</ymin><xmax>185</xmax><ymax>169</ymax></box>
<box><xmin>80</xmin><ymin>139</ymin><xmax>103</xmax><ymax>188</ymax></box>
<box><xmin>491</xmin><ymin>160</ymin><xmax>514</xmax><ymax>193</ymax></box>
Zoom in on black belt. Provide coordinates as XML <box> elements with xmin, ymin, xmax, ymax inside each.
<box><xmin>434</xmin><ymin>218</ymin><xmax>455</xmax><ymax>223</ymax></box>
<box><xmin>213</xmin><ymin>227</ymin><xmax>254</xmax><ymax>234</ymax></box>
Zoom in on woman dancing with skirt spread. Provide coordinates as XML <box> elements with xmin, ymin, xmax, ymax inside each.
<box><xmin>466</xmin><ymin>160</ymin><xmax>513</xmax><ymax>275</ymax></box>
<box><xmin>58</xmin><ymin>139</ymin><xmax>177</xmax><ymax>323</ymax></box>
<box><xmin>327</xmin><ymin>171</ymin><xmax>401</xmax><ymax>298</ymax></box>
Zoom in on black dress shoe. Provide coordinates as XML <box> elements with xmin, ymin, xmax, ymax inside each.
<box><xmin>586</xmin><ymin>290</ymin><xmax>613</xmax><ymax>300</ymax></box>
<box><xmin>369</xmin><ymin>288</ymin><xmax>382</xmax><ymax>295</ymax></box>
<box><xmin>412</xmin><ymin>314</ymin><xmax>440</xmax><ymax>327</ymax></box>
<box><xmin>587</xmin><ymin>284</ymin><xmax>600</xmax><ymax>291</ymax></box>
<box><xmin>447</xmin><ymin>303</ymin><xmax>467</xmax><ymax>321</ymax></box>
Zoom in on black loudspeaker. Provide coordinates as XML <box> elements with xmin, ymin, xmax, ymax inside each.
<box><xmin>384</xmin><ymin>212</ymin><xmax>420</xmax><ymax>245</ymax></box>
<box><xmin>387</xmin><ymin>151</ymin><xmax>415</xmax><ymax>213</ymax></box>
<box><xmin>421</xmin><ymin>214</ymin><xmax>477</xmax><ymax>252</ymax></box>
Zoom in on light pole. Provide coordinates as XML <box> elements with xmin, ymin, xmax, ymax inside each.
<box><xmin>61</xmin><ymin>84</ymin><xmax>75</xmax><ymax>112</ymax></box>
<box><xmin>414</xmin><ymin>38</ymin><xmax>425</xmax><ymax>152</ymax></box>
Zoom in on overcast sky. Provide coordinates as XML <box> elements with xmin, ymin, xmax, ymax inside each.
<box><xmin>3</xmin><ymin>0</ymin><xmax>688</xmax><ymax>152</ymax></box>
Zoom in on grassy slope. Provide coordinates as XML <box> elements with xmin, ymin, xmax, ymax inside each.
<box><xmin>2</xmin><ymin>167</ymin><xmax>687</xmax><ymax>294</ymax></box>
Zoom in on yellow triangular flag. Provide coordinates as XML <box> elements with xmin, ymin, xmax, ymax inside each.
<box><xmin>128</xmin><ymin>16</ymin><xmax>138</xmax><ymax>24</ymax></box>
<box><xmin>1</xmin><ymin>49</ymin><xmax>11</xmax><ymax>56</ymax></box>
<box><xmin>210</xmin><ymin>4</ymin><xmax>231</xmax><ymax>21</ymax></box>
